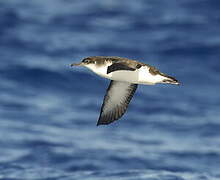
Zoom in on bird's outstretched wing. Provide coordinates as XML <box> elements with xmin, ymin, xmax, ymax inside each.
<box><xmin>97</xmin><ymin>80</ymin><xmax>138</xmax><ymax>126</ymax></box>
<box><xmin>107</xmin><ymin>63</ymin><xmax>136</xmax><ymax>74</ymax></box>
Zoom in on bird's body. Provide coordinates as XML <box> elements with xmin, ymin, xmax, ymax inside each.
<box><xmin>71</xmin><ymin>56</ymin><xmax>179</xmax><ymax>126</ymax></box>
<box><xmin>87</xmin><ymin>63</ymin><xmax>166</xmax><ymax>85</ymax></box>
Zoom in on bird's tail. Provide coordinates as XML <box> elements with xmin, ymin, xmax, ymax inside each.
<box><xmin>161</xmin><ymin>74</ymin><xmax>180</xmax><ymax>85</ymax></box>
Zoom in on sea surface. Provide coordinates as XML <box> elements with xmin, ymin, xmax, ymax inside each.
<box><xmin>0</xmin><ymin>0</ymin><xmax>220</xmax><ymax>179</ymax></box>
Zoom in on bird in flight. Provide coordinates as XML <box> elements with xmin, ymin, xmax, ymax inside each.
<box><xmin>71</xmin><ymin>56</ymin><xmax>179</xmax><ymax>126</ymax></box>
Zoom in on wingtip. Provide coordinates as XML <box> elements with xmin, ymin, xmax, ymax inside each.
<box><xmin>96</xmin><ymin>121</ymin><xmax>106</xmax><ymax>126</ymax></box>
<box><xmin>96</xmin><ymin>117</ymin><xmax>102</xmax><ymax>126</ymax></box>
<box><xmin>96</xmin><ymin>118</ymin><xmax>105</xmax><ymax>126</ymax></box>
<box><xmin>96</xmin><ymin>118</ymin><xmax>112</xmax><ymax>126</ymax></box>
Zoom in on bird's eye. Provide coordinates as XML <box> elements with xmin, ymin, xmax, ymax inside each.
<box><xmin>83</xmin><ymin>59</ymin><xmax>90</xmax><ymax>63</ymax></box>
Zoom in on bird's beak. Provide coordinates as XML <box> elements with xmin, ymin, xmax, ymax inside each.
<box><xmin>70</xmin><ymin>62</ymin><xmax>83</xmax><ymax>67</ymax></box>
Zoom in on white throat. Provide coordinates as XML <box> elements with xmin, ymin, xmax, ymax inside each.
<box><xmin>84</xmin><ymin>63</ymin><xmax>111</xmax><ymax>78</ymax></box>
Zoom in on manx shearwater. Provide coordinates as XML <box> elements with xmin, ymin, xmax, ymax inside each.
<box><xmin>71</xmin><ymin>56</ymin><xmax>179</xmax><ymax>126</ymax></box>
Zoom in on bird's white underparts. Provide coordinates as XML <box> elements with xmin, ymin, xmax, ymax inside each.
<box><xmin>71</xmin><ymin>56</ymin><xmax>179</xmax><ymax>126</ymax></box>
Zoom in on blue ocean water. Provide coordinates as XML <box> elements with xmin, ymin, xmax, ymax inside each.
<box><xmin>0</xmin><ymin>0</ymin><xmax>220</xmax><ymax>179</ymax></box>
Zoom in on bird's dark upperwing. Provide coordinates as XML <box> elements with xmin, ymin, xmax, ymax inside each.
<box><xmin>97</xmin><ymin>81</ymin><xmax>138</xmax><ymax>126</ymax></box>
<box><xmin>107</xmin><ymin>63</ymin><xmax>136</xmax><ymax>74</ymax></box>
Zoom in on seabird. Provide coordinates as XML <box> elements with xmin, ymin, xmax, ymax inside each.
<box><xmin>71</xmin><ymin>56</ymin><xmax>179</xmax><ymax>126</ymax></box>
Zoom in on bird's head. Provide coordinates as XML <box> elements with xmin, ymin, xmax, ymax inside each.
<box><xmin>70</xmin><ymin>56</ymin><xmax>108</xmax><ymax>71</ymax></box>
<box><xmin>70</xmin><ymin>57</ymin><xmax>96</xmax><ymax>67</ymax></box>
